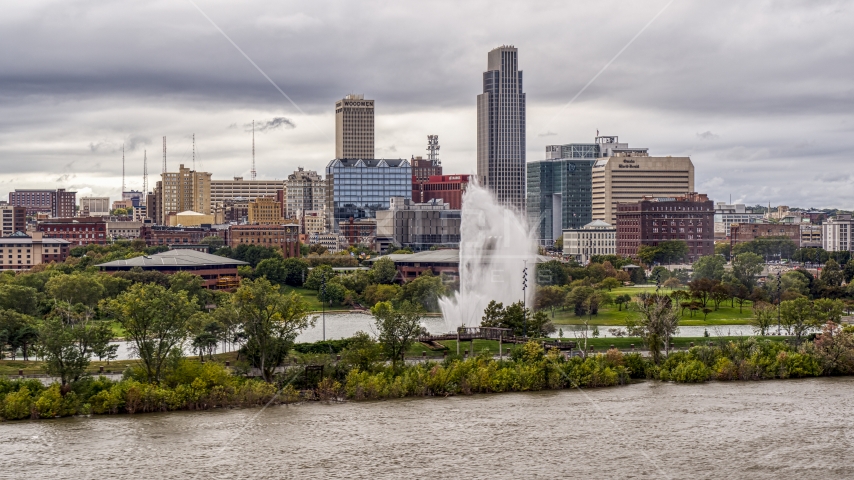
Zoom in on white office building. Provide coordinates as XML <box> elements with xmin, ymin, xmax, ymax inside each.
<box><xmin>562</xmin><ymin>220</ymin><xmax>616</xmax><ymax>264</ymax></box>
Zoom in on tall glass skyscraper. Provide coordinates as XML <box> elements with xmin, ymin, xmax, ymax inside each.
<box><xmin>325</xmin><ymin>158</ymin><xmax>412</xmax><ymax>232</ymax></box>
<box><xmin>527</xmin><ymin>157</ymin><xmax>595</xmax><ymax>246</ymax></box>
<box><xmin>477</xmin><ymin>46</ymin><xmax>526</xmax><ymax>212</ymax></box>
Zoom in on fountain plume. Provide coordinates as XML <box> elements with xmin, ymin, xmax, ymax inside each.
<box><xmin>439</xmin><ymin>183</ymin><xmax>538</xmax><ymax>331</ymax></box>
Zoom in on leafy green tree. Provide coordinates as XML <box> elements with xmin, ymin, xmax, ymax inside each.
<box><xmin>692</xmin><ymin>255</ymin><xmax>726</xmax><ymax>281</ymax></box>
<box><xmin>0</xmin><ymin>310</ymin><xmax>39</xmax><ymax>360</ymax></box>
<box><xmin>780</xmin><ymin>297</ymin><xmax>818</xmax><ymax>343</ymax></box>
<box><xmin>168</xmin><ymin>271</ymin><xmax>210</xmax><ymax>308</ymax></box>
<box><xmin>554</xmin><ymin>235</ymin><xmax>563</xmax><ymax>250</ymax></box>
<box><xmin>371</xmin><ymin>301</ymin><xmax>423</xmax><ymax>367</ymax></box>
<box><xmin>534</xmin><ymin>285</ymin><xmax>565</xmax><ymax>317</ymax></box>
<box><xmin>633</xmin><ymin>293</ymin><xmax>680</xmax><ymax>363</ymax></box>
<box><xmin>481</xmin><ymin>300</ymin><xmax>505</xmax><ymax>327</ymax></box>
<box><xmin>751</xmin><ymin>302</ymin><xmax>777</xmax><ymax>335</ymax></box>
<box><xmin>256</xmin><ymin>257</ymin><xmax>310</xmax><ymax>287</ymax></box>
<box><xmin>565</xmin><ymin>286</ymin><xmax>595</xmax><ymax>316</ymax></box>
<box><xmin>340</xmin><ymin>331</ymin><xmax>383</xmax><ymax>371</ymax></box>
<box><xmin>614</xmin><ymin>293</ymin><xmax>632</xmax><ymax>311</ymax></box>
<box><xmin>715</xmin><ymin>242</ymin><xmax>732</xmax><ymax>261</ymax></box>
<box><xmin>363</xmin><ymin>284</ymin><xmax>401</xmax><ymax>307</ymax></box>
<box><xmin>813</xmin><ymin>298</ymin><xmax>844</xmax><ymax>325</ymax></box>
<box><xmin>226</xmin><ymin>244</ymin><xmax>281</xmax><ymax>268</ymax></box>
<box><xmin>97</xmin><ymin>274</ymin><xmax>132</xmax><ymax>299</ymax></box>
<box><xmin>199</xmin><ymin>235</ymin><xmax>225</xmax><ymax>254</ymax></box>
<box><xmin>304</xmin><ymin>264</ymin><xmax>334</xmax><ymax>290</ymax></box>
<box><xmin>731</xmin><ymin>252</ymin><xmax>764</xmax><ymax>289</ymax></box>
<box><xmin>650</xmin><ymin>266</ymin><xmax>671</xmax><ymax>284</ymax></box>
<box><xmin>0</xmin><ymin>284</ymin><xmax>39</xmax><ymax>315</ymax></box>
<box><xmin>45</xmin><ymin>273</ymin><xmax>105</xmax><ymax>308</ymax></box>
<box><xmin>536</xmin><ymin>260</ymin><xmax>568</xmax><ymax>286</ymax></box>
<box><xmin>844</xmin><ymin>259</ymin><xmax>854</xmax><ymax>284</ymax></box>
<box><xmin>232</xmin><ymin>278</ymin><xmax>313</xmax><ymax>382</ymax></box>
<box><xmin>103</xmin><ymin>283</ymin><xmax>198</xmax><ymax>383</ymax></box>
<box><xmin>337</xmin><ymin>270</ymin><xmax>371</xmax><ymax>295</ymax></box>
<box><xmin>370</xmin><ymin>257</ymin><xmax>398</xmax><ymax>284</ymax></box>
<box><xmin>318</xmin><ymin>281</ymin><xmax>346</xmax><ymax>305</ymax></box>
<box><xmin>599</xmin><ymin>277</ymin><xmax>621</xmax><ymax>291</ymax></box>
<box><xmin>37</xmin><ymin>313</ymin><xmax>111</xmax><ymax>386</ymax></box>
<box><xmin>396</xmin><ymin>271</ymin><xmax>447</xmax><ymax>312</ymax></box>
<box><xmin>780</xmin><ymin>270</ymin><xmax>810</xmax><ymax>297</ymax></box>
<box><xmin>820</xmin><ymin>259</ymin><xmax>844</xmax><ymax>287</ymax></box>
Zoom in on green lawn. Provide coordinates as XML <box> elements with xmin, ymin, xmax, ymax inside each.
<box><xmin>280</xmin><ymin>285</ymin><xmax>352</xmax><ymax>313</ymax></box>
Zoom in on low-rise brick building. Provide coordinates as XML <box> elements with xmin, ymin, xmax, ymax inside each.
<box><xmin>616</xmin><ymin>193</ymin><xmax>714</xmax><ymax>262</ymax></box>
<box><xmin>229</xmin><ymin>224</ymin><xmax>300</xmax><ymax>258</ymax></box>
<box><xmin>0</xmin><ymin>232</ymin><xmax>71</xmax><ymax>271</ymax></box>
<box><xmin>730</xmin><ymin>222</ymin><xmax>801</xmax><ymax>249</ymax></box>
<box><xmin>38</xmin><ymin>217</ymin><xmax>108</xmax><ymax>245</ymax></box>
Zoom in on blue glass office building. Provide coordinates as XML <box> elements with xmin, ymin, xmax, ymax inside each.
<box><xmin>325</xmin><ymin>158</ymin><xmax>412</xmax><ymax>232</ymax></box>
<box><xmin>527</xmin><ymin>144</ymin><xmax>598</xmax><ymax>245</ymax></box>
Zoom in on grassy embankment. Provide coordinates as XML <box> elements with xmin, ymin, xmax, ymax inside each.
<box><xmin>1</xmin><ymin>334</ymin><xmax>795</xmax><ymax>377</ymax></box>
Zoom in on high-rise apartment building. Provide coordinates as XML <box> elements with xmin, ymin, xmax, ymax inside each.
<box><xmin>477</xmin><ymin>45</ymin><xmax>526</xmax><ymax>211</ymax></box>
<box><xmin>591</xmin><ymin>137</ymin><xmax>693</xmax><ymax>225</ymax></box>
<box><xmin>285</xmin><ymin>168</ymin><xmax>325</xmax><ymax>219</ymax></box>
<box><xmin>153</xmin><ymin>164</ymin><xmax>212</xmax><ymax>225</ymax></box>
<box><xmin>0</xmin><ymin>206</ymin><xmax>26</xmax><ymax>237</ymax></box>
<box><xmin>325</xmin><ymin>158</ymin><xmax>411</xmax><ymax>233</ymax></box>
<box><xmin>9</xmin><ymin>189</ymin><xmax>76</xmax><ymax>217</ymax></box>
<box><xmin>209</xmin><ymin>177</ymin><xmax>286</xmax><ymax>212</ymax></box>
<box><xmin>823</xmin><ymin>215</ymin><xmax>852</xmax><ymax>252</ymax></box>
<box><xmin>335</xmin><ymin>94</ymin><xmax>374</xmax><ymax>159</ymax></box>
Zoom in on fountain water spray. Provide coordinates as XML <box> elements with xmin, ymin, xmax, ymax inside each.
<box><xmin>439</xmin><ymin>183</ymin><xmax>538</xmax><ymax>332</ymax></box>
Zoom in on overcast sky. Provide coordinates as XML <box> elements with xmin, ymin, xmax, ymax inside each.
<box><xmin>1</xmin><ymin>0</ymin><xmax>852</xmax><ymax>208</ymax></box>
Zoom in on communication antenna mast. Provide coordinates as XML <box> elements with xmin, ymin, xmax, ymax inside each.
<box><xmin>162</xmin><ymin>136</ymin><xmax>167</xmax><ymax>173</ymax></box>
<box><xmin>142</xmin><ymin>150</ymin><xmax>148</xmax><ymax>203</ymax></box>
<box><xmin>122</xmin><ymin>144</ymin><xmax>126</xmax><ymax>193</ymax></box>
<box><xmin>192</xmin><ymin>133</ymin><xmax>195</xmax><ymax>171</ymax></box>
<box><xmin>426</xmin><ymin>135</ymin><xmax>440</xmax><ymax>165</ymax></box>
<box><xmin>251</xmin><ymin>120</ymin><xmax>256</xmax><ymax>180</ymax></box>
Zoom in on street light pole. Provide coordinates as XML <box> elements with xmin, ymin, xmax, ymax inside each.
<box><xmin>522</xmin><ymin>261</ymin><xmax>528</xmax><ymax>338</ymax></box>
<box><xmin>321</xmin><ymin>273</ymin><xmax>327</xmax><ymax>342</ymax></box>
<box><xmin>776</xmin><ymin>271</ymin><xmax>781</xmax><ymax>336</ymax></box>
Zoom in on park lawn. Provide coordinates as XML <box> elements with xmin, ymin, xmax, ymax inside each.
<box><xmin>280</xmin><ymin>285</ymin><xmax>352</xmax><ymax>313</ymax></box>
<box><xmin>549</xmin><ymin>301</ymin><xmax>756</xmax><ymax>326</ymax></box>
<box><xmin>0</xmin><ymin>351</ymin><xmax>243</xmax><ymax>377</ymax></box>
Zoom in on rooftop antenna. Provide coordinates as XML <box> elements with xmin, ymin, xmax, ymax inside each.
<box><xmin>251</xmin><ymin>120</ymin><xmax>256</xmax><ymax>180</ymax></box>
<box><xmin>192</xmin><ymin>133</ymin><xmax>195</xmax><ymax>171</ymax></box>
<box><xmin>142</xmin><ymin>150</ymin><xmax>148</xmax><ymax>203</ymax></box>
<box><xmin>122</xmin><ymin>143</ymin><xmax>126</xmax><ymax>193</ymax></box>
<box><xmin>162</xmin><ymin>136</ymin><xmax>167</xmax><ymax>173</ymax></box>
<box><xmin>427</xmin><ymin>135</ymin><xmax>440</xmax><ymax>165</ymax></box>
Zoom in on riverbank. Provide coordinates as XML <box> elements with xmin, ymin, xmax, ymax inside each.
<box><xmin>2</xmin><ymin>332</ymin><xmax>847</xmax><ymax>421</ymax></box>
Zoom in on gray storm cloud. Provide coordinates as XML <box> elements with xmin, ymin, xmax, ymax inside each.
<box><xmin>245</xmin><ymin>117</ymin><xmax>296</xmax><ymax>132</ymax></box>
<box><xmin>0</xmin><ymin>0</ymin><xmax>851</xmax><ymax>207</ymax></box>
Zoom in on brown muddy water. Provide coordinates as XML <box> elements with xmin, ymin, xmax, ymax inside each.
<box><xmin>2</xmin><ymin>378</ymin><xmax>853</xmax><ymax>479</ymax></box>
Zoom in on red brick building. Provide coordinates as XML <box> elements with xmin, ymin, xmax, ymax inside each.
<box><xmin>97</xmin><ymin>249</ymin><xmax>247</xmax><ymax>290</ymax></box>
<box><xmin>730</xmin><ymin>223</ymin><xmax>801</xmax><ymax>248</ymax></box>
<box><xmin>9</xmin><ymin>188</ymin><xmax>76</xmax><ymax>217</ymax></box>
<box><xmin>229</xmin><ymin>224</ymin><xmax>300</xmax><ymax>258</ymax></box>
<box><xmin>616</xmin><ymin>193</ymin><xmax>714</xmax><ymax>262</ymax></box>
<box><xmin>38</xmin><ymin>217</ymin><xmax>107</xmax><ymax>245</ymax></box>
<box><xmin>412</xmin><ymin>174</ymin><xmax>470</xmax><ymax>209</ymax></box>
<box><xmin>139</xmin><ymin>225</ymin><xmax>229</xmax><ymax>248</ymax></box>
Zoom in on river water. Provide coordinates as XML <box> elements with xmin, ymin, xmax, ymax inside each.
<box><xmin>2</xmin><ymin>377</ymin><xmax>853</xmax><ymax>479</ymax></box>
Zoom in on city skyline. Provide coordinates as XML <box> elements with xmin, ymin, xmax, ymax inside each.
<box><xmin>1</xmin><ymin>1</ymin><xmax>853</xmax><ymax>208</ymax></box>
